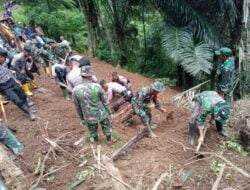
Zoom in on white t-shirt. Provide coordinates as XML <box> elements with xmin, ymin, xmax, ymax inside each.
<box><xmin>107</xmin><ymin>82</ymin><xmax>126</xmax><ymax>102</ymax></box>
<box><xmin>66</xmin><ymin>67</ymin><xmax>98</xmax><ymax>91</ymax></box>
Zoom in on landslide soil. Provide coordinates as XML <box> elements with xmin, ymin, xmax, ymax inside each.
<box><xmin>4</xmin><ymin>57</ymin><xmax>250</xmax><ymax>190</ymax></box>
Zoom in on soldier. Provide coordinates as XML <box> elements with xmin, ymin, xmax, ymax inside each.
<box><xmin>73</xmin><ymin>66</ymin><xmax>112</xmax><ymax>143</ymax></box>
<box><xmin>47</xmin><ymin>39</ymin><xmax>70</xmax><ymax>61</ymax></box>
<box><xmin>188</xmin><ymin>91</ymin><xmax>230</xmax><ymax>146</ymax></box>
<box><xmin>0</xmin><ymin>49</ymin><xmax>36</xmax><ymax>121</ymax></box>
<box><xmin>112</xmin><ymin>71</ymin><xmax>131</xmax><ymax>90</ymax></box>
<box><xmin>100</xmin><ymin>80</ymin><xmax>133</xmax><ymax>112</ymax></box>
<box><xmin>0</xmin><ymin>121</ymin><xmax>24</xmax><ymax>155</ymax></box>
<box><xmin>215</xmin><ymin>47</ymin><xmax>235</xmax><ymax>106</ymax></box>
<box><xmin>131</xmin><ymin>82</ymin><xmax>166</xmax><ymax>138</ymax></box>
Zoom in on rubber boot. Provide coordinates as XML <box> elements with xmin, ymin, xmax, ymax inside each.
<box><xmin>19</xmin><ymin>104</ymin><xmax>36</xmax><ymax>121</ymax></box>
<box><xmin>22</xmin><ymin>83</ymin><xmax>33</xmax><ymax>96</ymax></box>
<box><xmin>216</xmin><ymin>120</ymin><xmax>228</xmax><ymax>137</ymax></box>
<box><xmin>62</xmin><ymin>88</ymin><xmax>70</xmax><ymax>101</ymax></box>
<box><xmin>106</xmin><ymin>134</ymin><xmax>112</xmax><ymax>143</ymax></box>
<box><xmin>45</xmin><ymin>67</ymin><xmax>51</xmax><ymax>74</ymax></box>
<box><xmin>26</xmin><ymin>97</ymin><xmax>34</xmax><ymax>107</ymax></box>
<box><xmin>29</xmin><ymin>80</ymin><xmax>38</xmax><ymax>89</ymax></box>
<box><xmin>189</xmin><ymin>122</ymin><xmax>197</xmax><ymax>146</ymax></box>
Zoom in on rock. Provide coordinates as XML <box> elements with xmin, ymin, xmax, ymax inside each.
<box><xmin>37</xmin><ymin>87</ymin><xmax>47</xmax><ymax>93</ymax></box>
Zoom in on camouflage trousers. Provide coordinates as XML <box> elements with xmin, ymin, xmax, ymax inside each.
<box><xmin>0</xmin><ymin>123</ymin><xmax>24</xmax><ymax>155</ymax></box>
<box><xmin>131</xmin><ymin>98</ymin><xmax>152</xmax><ymax>126</ymax></box>
<box><xmin>87</xmin><ymin>117</ymin><xmax>112</xmax><ymax>138</ymax></box>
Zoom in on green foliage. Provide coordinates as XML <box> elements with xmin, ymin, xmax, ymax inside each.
<box><xmin>220</xmin><ymin>138</ymin><xmax>248</xmax><ymax>156</ymax></box>
<box><xmin>78</xmin><ymin>166</ymin><xmax>95</xmax><ymax>180</ymax></box>
<box><xmin>162</xmin><ymin>26</ymin><xmax>214</xmax><ymax>76</ymax></box>
<box><xmin>95</xmin><ymin>40</ymin><xmax>112</xmax><ymax>62</ymax></box>
<box><xmin>155</xmin><ymin>78</ymin><xmax>177</xmax><ymax>87</ymax></box>
<box><xmin>210</xmin><ymin>159</ymin><xmax>222</xmax><ymax>174</ymax></box>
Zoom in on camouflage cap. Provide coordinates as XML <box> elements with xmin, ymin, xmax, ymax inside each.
<box><xmin>151</xmin><ymin>81</ymin><xmax>164</xmax><ymax>92</ymax></box>
<box><xmin>215</xmin><ymin>47</ymin><xmax>232</xmax><ymax>57</ymax></box>
<box><xmin>112</xmin><ymin>71</ymin><xmax>118</xmax><ymax>77</ymax></box>
<box><xmin>45</xmin><ymin>38</ymin><xmax>56</xmax><ymax>44</ymax></box>
<box><xmin>23</xmin><ymin>45</ymin><xmax>32</xmax><ymax>53</ymax></box>
<box><xmin>80</xmin><ymin>66</ymin><xmax>95</xmax><ymax>77</ymax></box>
<box><xmin>213</xmin><ymin>103</ymin><xmax>230</xmax><ymax>125</ymax></box>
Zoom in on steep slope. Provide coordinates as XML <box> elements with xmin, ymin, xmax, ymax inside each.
<box><xmin>3</xmin><ymin>57</ymin><xmax>250</xmax><ymax>190</ymax></box>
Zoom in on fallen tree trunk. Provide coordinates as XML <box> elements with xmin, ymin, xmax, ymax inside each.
<box><xmin>102</xmin><ymin>155</ymin><xmax>128</xmax><ymax>190</ymax></box>
<box><xmin>0</xmin><ymin>145</ymin><xmax>27</xmax><ymax>190</ymax></box>
<box><xmin>113</xmin><ymin>104</ymin><xmax>134</xmax><ymax>124</ymax></box>
<box><xmin>112</xmin><ymin>127</ymin><xmax>148</xmax><ymax>161</ymax></box>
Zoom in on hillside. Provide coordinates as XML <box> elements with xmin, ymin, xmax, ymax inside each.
<box><xmin>4</xmin><ymin>57</ymin><xmax>250</xmax><ymax>190</ymax></box>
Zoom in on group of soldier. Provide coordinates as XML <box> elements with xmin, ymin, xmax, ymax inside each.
<box><xmin>0</xmin><ymin>0</ymin><xmax>235</xmax><ymax>176</ymax></box>
<box><xmin>0</xmin><ymin>0</ymin><xmax>237</xmax><ymax>189</ymax></box>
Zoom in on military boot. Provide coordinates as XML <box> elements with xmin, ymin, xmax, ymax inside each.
<box><xmin>189</xmin><ymin>123</ymin><xmax>197</xmax><ymax>146</ymax></box>
<box><xmin>22</xmin><ymin>83</ymin><xmax>33</xmax><ymax>96</ymax></box>
<box><xmin>106</xmin><ymin>134</ymin><xmax>112</xmax><ymax>144</ymax></box>
<box><xmin>216</xmin><ymin>120</ymin><xmax>229</xmax><ymax>137</ymax></box>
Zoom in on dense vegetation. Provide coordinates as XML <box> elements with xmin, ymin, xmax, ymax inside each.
<box><xmin>3</xmin><ymin>0</ymin><xmax>249</xmax><ymax>93</ymax></box>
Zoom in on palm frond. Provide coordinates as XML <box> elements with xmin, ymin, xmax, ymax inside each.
<box><xmin>162</xmin><ymin>26</ymin><xmax>214</xmax><ymax>76</ymax></box>
<box><xmin>162</xmin><ymin>27</ymin><xmax>192</xmax><ymax>62</ymax></box>
<box><xmin>180</xmin><ymin>42</ymin><xmax>214</xmax><ymax>76</ymax></box>
<box><xmin>152</xmin><ymin>0</ymin><xmax>218</xmax><ymax>45</ymax></box>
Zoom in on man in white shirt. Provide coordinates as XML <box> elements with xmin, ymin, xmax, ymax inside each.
<box><xmin>100</xmin><ymin>80</ymin><xmax>133</xmax><ymax>111</ymax></box>
<box><xmin>111</xmin><ymin>71</ymin><xmax>131</xmax><ymax>90</ymax></box>
<box><xmin>66</xmin><ymin>55</ymin><xmax>97</xmax><ymax>92</ymax></box>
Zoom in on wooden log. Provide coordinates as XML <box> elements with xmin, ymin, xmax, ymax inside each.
<box><xmin>0</xmin><ymin>145</ymin><xmax>27</xmax><ymax>190</ymax></box>
<box><xmin>112</xmin><ymin>127</ymin><xmax>148</xmax><ymax>161</ymax></box>
<box><xmin>102</xmin><ymin>155</ymin><xmax>128</xmax><ymax>190</ymax></box>
<box><xmin>212</xmin><ymin>164</ymin><xmax>226</xmax><ymax>190</ymax></box>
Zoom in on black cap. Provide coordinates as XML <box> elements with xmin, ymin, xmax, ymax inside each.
<box><xmin>99</xmin><ymin>80</ymin><xmax>106</xmax><ymax>87</ymax></box>
<box><xmin>0</xmin><ymin>49</ymin><xmax>8</xmax><ymax>57</ymax></box>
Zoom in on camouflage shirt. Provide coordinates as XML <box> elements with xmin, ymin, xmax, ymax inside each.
<box><xmin>193</xmin><ymin>91</ymin><xmax>225</xmax><ymax>126</ymax></box>
<box><xmin>50</xmin><ymin>43</ymin><xmax>69</xmax><ymax>59</ymax></box>
<box><xmin>216</xmin><ymin>57</ymin><xmax>235</xmax><ymax>92</ymax></box>
<box><xmin>131</xmin><ymin>87</ymin><xmax>161</xmax><ymax>108</ymax></box>
<box><xmin>73</xmin><ymin>80</ymin><xmax>110</xmax><ymax>124</ymax></box>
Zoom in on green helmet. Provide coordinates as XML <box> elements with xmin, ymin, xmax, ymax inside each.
<box><xmin>215</xmin><ymin>47</ymin><xmax>232</xmax><ymax>57</ymax></box>
<box><xmin>213</xmin><ymin>103</ymin><xmax>230</xmax><ymax>125</ymax></box>
<box><xmin>151</xmin><ymin>82</ymin><xmax>164</xmax><ymax>92</ymax></box>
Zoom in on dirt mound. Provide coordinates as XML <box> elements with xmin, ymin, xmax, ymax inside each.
<box><xmin>3</xmin><ymin>58</ymin><xmax>250</xmax><ymax>190</ymax></box>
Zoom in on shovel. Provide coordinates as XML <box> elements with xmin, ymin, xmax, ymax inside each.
<box><xmin>195</xmin><ymin>126</ymin><xmax>208</xmax><ymax>158</ymax></box>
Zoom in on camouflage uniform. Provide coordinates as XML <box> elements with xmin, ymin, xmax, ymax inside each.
<box><xmin>49</xmin><ymin>43</ymin><xmax>69</xmax><ymax>61</ymax></box>
<box><xmin>73</xmin><ymin>80</ymin><xmax>112</xmax><ymax>140</ymax></box>
<box><xmin>215</xmin><ymin>48</ymin><xmax>235</xmax><ymax>106</ymax></box>
<box><xmin>0</xmin><ymin>122</ymin><xmax>24</xmax><ymax>155</ymax></box>
<box><xmin>131</xmin><ymin>87</ymin><xmax>161</xmax><ymax>126</ymax></box>
<box><xmin>189</xmin><ymin>91</ymin><xmax>230</xmax><ymax>145</ymax></box>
